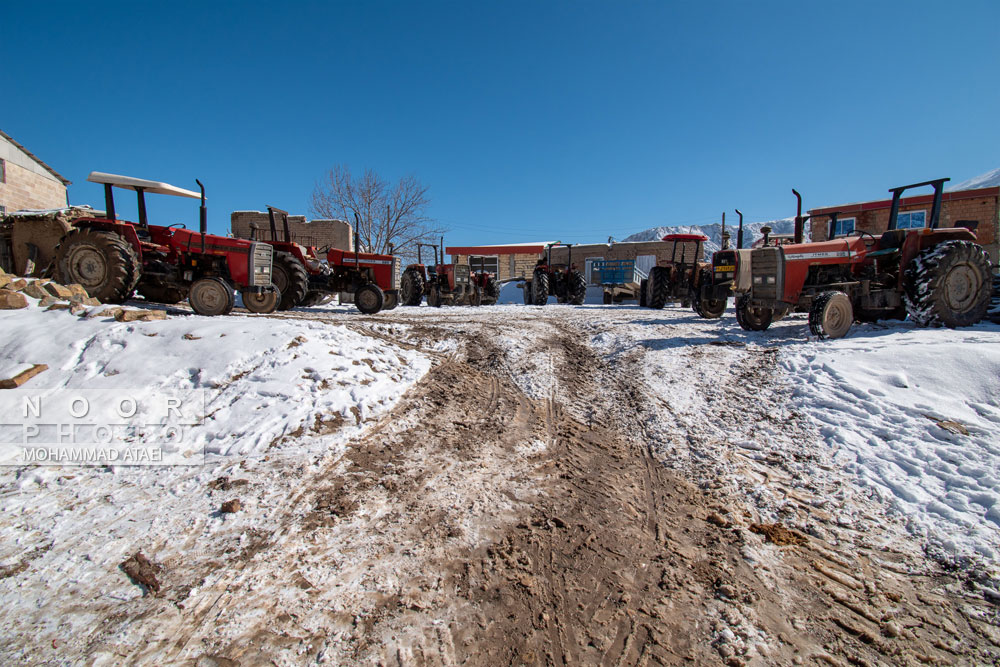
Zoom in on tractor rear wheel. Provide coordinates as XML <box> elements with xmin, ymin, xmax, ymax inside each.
<box><xmin>531</xmin><ymin>270</ymin><xmax>549</xmax><ymax>305</ymax></box>
<box><xmin>241</xmin><ymin>288</ymin><xmax>280</xmax><ymax>314</ymax></box>
<box><xmin>639</xmin><ymin>279</ymin><xmax>648</xmax><ymax>307</ymax></box>
<box><xmin>427</xmin><ymin>285</ymin><xmax>443</xmax><ymax>307</ymax></box>
<box><xmin>809</xmin><ymin>291</ymin><xmax>853</xmax><ymax>339</ymax></box>
<box><xmin>484</xmin><ymin>276</ymin><xmax>500</xmax><ymax>304</ymax></box>
<box><xmin>55</xmin><ymin>228</ymin><xmax>140</xmax><ymax>303</ymax></box>
<box><xmin>648</xmin><ymin>266</ymin><xmax>670</xmax><ymax>309</ymax></box>
<box><xmin>382</xmin><ymin>291</ymin><xmax>398</xmax><ymax>310</ymax></box>
<box><xmin>735</xmin><ymin>294</ymin><xmax>773</xmax><ymax>331</ymax></box>
<box><xmin>567</xmin><ymin>270</ymin><xmax>586</xmax><ymax>305</ymax></box>
<box><xmin>695</xmin><ymin>295</ymin><xmax>727</xmax><ymax>319</ymax></box>
<box><xmin>271</xmin><ymin>251</ymin><xmax>309</xmax><ymax>310</ymax></box>
<box><xmin>904</xmin><ymin>240</ymin><xmax>992</xmax><ymax>327</ymax></box>
<box><xmin>137</xmin><ymin>283</ymin><xmax>188</xmax><ymax>305</ymax></box>
<box><xmin>400</xmin><ymin>268</ymin><xmax>425</xmax><ymax>306</ymax></box>
<box><xmin>189</xmin><ymin>277</ymin><xmax>235</xmax><ymax>316</ymax></box>
<box><xmin>355</xmin><ymin>283</ymin><xmax>385</xmax><ymax>314</ymax></box>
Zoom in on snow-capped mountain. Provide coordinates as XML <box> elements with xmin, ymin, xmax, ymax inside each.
<box><xmin>947</xmin><ymin>167</ymin><xmax>1000</xmax><ymax>192</ymax></box>
<box><xmin>621</xmin><ymin>217</ymin><xmax>803</xmax><ymax>258</ymax></box>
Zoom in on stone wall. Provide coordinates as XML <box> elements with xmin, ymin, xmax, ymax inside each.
<box><xmin>231</xmin><ymin>211</ymin><xmax>353</xmax><ymax>251</ymax></box>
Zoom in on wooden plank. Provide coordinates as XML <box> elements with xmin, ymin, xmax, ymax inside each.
<box><xmin>0</xmin><ymin>364</ymin><xmax>48</xmax><ymax>389</ymax></box>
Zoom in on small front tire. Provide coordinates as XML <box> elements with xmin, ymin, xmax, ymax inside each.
<box><xmin>355</xmin><ymin>283</ymin><xmax>385</xmax><ymax>314</ymax></box>
<box><xmin>189</xmin><ymin>277</ymin><xmax>235</xmax><ymax>316</ymax></box>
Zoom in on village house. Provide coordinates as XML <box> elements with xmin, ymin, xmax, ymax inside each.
<box><xmin>0</xmin><ymin>129</ymin><xmax>70</xmax><ymax>217</ymax></box>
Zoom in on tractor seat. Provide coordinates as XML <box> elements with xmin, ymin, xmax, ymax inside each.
<box><xmin>867</xmin><ymin>229</ymin><xmax>906</xmax><ymax>258</ymax></box>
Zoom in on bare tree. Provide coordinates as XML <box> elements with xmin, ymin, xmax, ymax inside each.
<box><xmin>309</xmin><ymin>165</ymin><xmax>446</xmax><ymax>256</ymax></box>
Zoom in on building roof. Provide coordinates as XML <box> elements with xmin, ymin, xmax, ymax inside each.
<box><xmin>808</xmin><ymin>186</ymin><xmax>999</xmax><ymax>217</ymax></box>
<box><xmin>0</xmin><ymin>129</ymin><xmax>71</xmax><ymax>186</ymax></box>
<box><xmin>446</xmin><ymin>242</ymin><xmax>555</xmax><ymax>255</ymax></box>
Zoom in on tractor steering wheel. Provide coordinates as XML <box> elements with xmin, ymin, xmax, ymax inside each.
<box><xmin>849</xmin><ymin>230</ymin><xmax>877</xmax><ymax>247</ymax></box>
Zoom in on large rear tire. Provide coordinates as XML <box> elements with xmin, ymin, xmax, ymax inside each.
<box><xmin>189</xmin><ymin>277</ymin><xmax>235</xmax><ymax>316</ymax></box>
<box><xmin>904</xmin><ymin>240</ymin><xmax>992</xmax><ymax>327</ymax></box>
<box><xmin>639</xmin><ymin>279</ymin><xmax>648</xmax><ymax>308</ymax></box>
<box><xmin>55</xmin><ymin>228</ymin><xmax>140</xmax><ymax>304</ymax></box>
<box><xmin>355</xmin><ymin>283</ymin><xmax>384</xmax><ymax>314</ymax></box>
<box><xmin>241</xmin><ymin>288</ymin><xmax>280</xmax><ymax>314</ymax></box>
<box><xmin>735</xmin><ymin>294</ymin><xmax>773</xmax><ymax>331</ymax></box>
<box><xmin>531</xmin><ymin>270</ymin><xmax>549</xmax><ymax>305</ymax></box>
<box><xmin>567</xmin><ymin>270</ymin><xmax>586</xmax><ymax>305</ymax></box>
<box><xmin>808</xmin><ymin>291</ymin><xmax>853</xmax><ymax>339</ymax></box>
<box><xmin>648</xmin><ymin>266</ymin><xmax>670</xmax><ymax>309</ymax></box>
<box><xmin>400</xmin><ymin>268</ymin><xmax>425</xmax><ymax>306</ymax></box>
<box><xmin>272</xmin><ymin>251</ymin><xmax>309</xmax><ymax>311</ymax></box>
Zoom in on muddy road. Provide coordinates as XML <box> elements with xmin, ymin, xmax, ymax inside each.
<box><xmin>8</xmin><ymin>305</ymin><xmax>999</xmax><ymax>665</ymax></box>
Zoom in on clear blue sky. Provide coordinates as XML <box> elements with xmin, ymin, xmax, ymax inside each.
<box><xmin>4</xmin><ymin>0</ymin><xmax>998</xmax><ymax>245</ymax></box>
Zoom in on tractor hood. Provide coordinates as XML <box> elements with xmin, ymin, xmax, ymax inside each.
<box><xmin>87</xmin><ymin>172</ymin><xmax>202</xmax><ymax>199</ymax></box>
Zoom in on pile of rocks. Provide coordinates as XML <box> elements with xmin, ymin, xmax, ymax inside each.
<box><xmin>0</xmin><ymin>267</ymin><xmax>166</xmax><ymax>322</ymax></box>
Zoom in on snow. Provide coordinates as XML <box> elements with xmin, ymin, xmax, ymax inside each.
<box><xmin>947</xmin><ymin>167</ymin><xmax>1000</xmax><ymax>192</ymax></box>
<box><xmin>782</xmin><ymin>326</ymin><xmax>1000</xmax><ymax>562</ymax></box>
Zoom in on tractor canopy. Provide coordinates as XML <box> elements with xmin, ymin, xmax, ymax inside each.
<box><xmin>87</xmin><ymin>172</ymin><xmax>202</xmax><ymax>199</ymax></box>
<box><xmin>661</xmin><ymin>233</ymin><xmax>709</xmax><ymax>242</ymax></box>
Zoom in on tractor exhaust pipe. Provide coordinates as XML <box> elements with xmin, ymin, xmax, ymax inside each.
<box><xmin>720</xmin><ymin>211</ymin><xmax>728</xmax><ymax>250</ymax></box>
<box><xmin>792</xmin><ymin>188</ymin><xmax>804</xmax><ymax>245</ymax></box>
<box><xmin>827</xmin><ymin>211</ymin><xmax>841</xmax><ymax>240</ymax></box>
<box><xmin>735</xmin><ymin>209</ymin><xmax>744</xmax><ymax>249</ymax></box>
<box><xmin>197</xmin><ymin>179</ymin><xmax>207</xmax><ymax>253</ymax></box>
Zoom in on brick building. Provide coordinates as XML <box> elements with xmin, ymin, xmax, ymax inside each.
<box><xmin>0</xmin><ymin>129</ymin><xmax>70</xmax><ymax>216</ymax></box>
<box><xmin>231</xmin><ymin>211</ymin><xmax>353</xmax><ymax>251</ymax></box>
<box><xmin>449</xmin><ymin>239</ymin><xmax>693</xmax><ymax>284</ymax></box>
<box><xmin>808</xmin><ymin>186</ymin><xmax>999</xmax><ymax>263</ymax></box>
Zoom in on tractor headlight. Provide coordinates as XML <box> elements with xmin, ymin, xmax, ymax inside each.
<box><xmin>753</xmin><ymin>276</ymin><xmax>763</xmax><ymax>285</ymax></box>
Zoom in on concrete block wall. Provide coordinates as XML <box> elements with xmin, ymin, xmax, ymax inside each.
<box><xmin>231</xmin><ymin>211</ymin><xmax>353</xmax><ymax>251</ymax></box>
<box><xmin>0</xmin><ymin>160</ymin><xmax>67</xmax><ymax>215</ymax></box>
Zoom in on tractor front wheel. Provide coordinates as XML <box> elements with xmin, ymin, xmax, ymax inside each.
<box><xmin>735</xmin><ymin>294</ymin><xmax>773</xmax><ymax>331</ymax></box>
<box><xmin>137</xmin><ymin>284</ymin><xmax>188</xmax><ymax>305</ymax></box>
<box><xmin>400</xmin><ymin>269</ymin><xmax>425</xmax><ymax>306</ymax></box>
<box><xmin>695</xmin><ymin>295</ymin><xmax>727</xmax><ymax>319</ymax></box>
<box><xmin>382</xmin><ymin>290</ymin><xmax>398</xmax><ymax>311</ymax></box>
<box><xmin>469</xmin><ymin>285</ymin><xmax>482</xmax><ymax>306</ymax></box>
<box><xmin>189</xmin><ymin>277</ymin><xmax>235</xmax><ymax>316</ymax></box>
<box><xmin>483</xmin><ymin>276</ymin><xmax>500</xmax><ymax>304</ymax></box>
<box><xmin>55</xmin><ymin>228</ymin><xmax>140</xmax><ymax>303</ymax></box>
<box><xmin>272</xmin><ymin>251</ymin><xmax>309</xmax><ymax>310</ymax></box>
<box><xmin>427</xmin><ymin>285</ymin><xmax>443</xmax><ymax>307</ymax></box>
<box><xmin>904</xmin><ymin>240</ymin><xmax>992</xmax><ymax>327</ymax></box>
<box><xmin>531</xmin><ymin>270</ymin><xmax>549</xmax><ymax>305</ymax></box>
<box><xmin>242</xmin><ymin>288</ymin><xmax>280</xmax><ymax>314</ymax></box>
<box><xmin>808</xmin><ymin>291</ymin><xmax>853</xmax><ymax>339</ymax></box>
<box><xmin>355</xmin><ymin>283</ymin><xmax>385</xmax><ymax>314</ymax></box>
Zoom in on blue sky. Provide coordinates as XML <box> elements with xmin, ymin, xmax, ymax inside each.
<box><xmin>4</xmin><ymin>0</ymin><xmax>999</xmax><ymax>245</ymax></box>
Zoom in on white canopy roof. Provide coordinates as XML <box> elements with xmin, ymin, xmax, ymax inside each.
<box><xmin>87</xmin><ymin>171</ymin><xmax>202</xmax><ymax>199</ymax></box>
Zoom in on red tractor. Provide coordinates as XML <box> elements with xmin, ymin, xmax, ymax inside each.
<box><xmin>732</xmin><ymin>178</ymin><xmax>993</xmax><ymax>339</ymax></box>
<box><xmin>470</xmin><ymin>255</ymin><xmax>501</xmax><ymax>305</ymax></box>
<box><xmin>639</xmin><ymin>233</ymin><xmax>719</xmax><ymax>314</ymax></box>
<box><xmin>55</xmin><ymin>172</ymin><xmax>277</xmax><ymax>316</ymax></box>
<box><xmin>522</xmin><ymin>242</ymin><xmax>587</xmax><ymax>306</ymax></box>
<box><xmin>254</xmin><ymin>207</ymin><xmax>399</xmax><ymax>314</ymax></box>
<box><xmin>694</xmin><ymin>192</ymin><xmax>810</xmax><ymax>319</ymax></box>
<box><xmin>400</xmin><ymin>241</ymin><xmax>478</xmax><ymax>307</ymax></box>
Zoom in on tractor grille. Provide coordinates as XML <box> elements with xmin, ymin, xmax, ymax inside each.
<box><xmin>455</xmin><ymin>264</ymin><xmax>470</xmax><ymax>285</ymax></box>
<box><xmin>749</xmin><ymin>247</ymin><xmax>784</xmax><ymax>301</ymax></box>
<box><xmin>393</xmin><ymin>257</ymin><xmax>402</xmax><ymax>289</ymax></box>
<box><xmin>249</xmin><ymin>242</ymin><xmax>273</xmax><ymax>287</ymax></box>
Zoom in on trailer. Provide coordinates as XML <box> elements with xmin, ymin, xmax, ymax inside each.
<box><xmin>590</xmin><ymin>259</ymin><xmax>648</xmax><ymax>304</ymax></box>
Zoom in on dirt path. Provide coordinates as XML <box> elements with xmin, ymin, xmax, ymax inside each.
<box><xmin>17</xmin><ymin>306</ymin><xmax>997</xmax><ymax>665</ymax></box>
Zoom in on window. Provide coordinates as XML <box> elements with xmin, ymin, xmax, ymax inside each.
<box><xmin>833</xmin><ymin>217</ymin><xmax>855</xmax><ymax>237</ymax></box>
<box><xmin>469</xmin><ymin>255</ymin><xmax>499</xmax><ymax>275</ymax></box>
<box><xmin>896</xmin><ymin>210</ymin><xmax>926</xmax><ymax>229</ymax></box>
<box><xmin>0</xmin><ymin>205</ymin><xmax>5</xmax><ymax>217</ymax></box>
<box><xmin>0</xmin><ymin>159</ymin><xmax>5</xmax><ymax>183</ymax></box>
